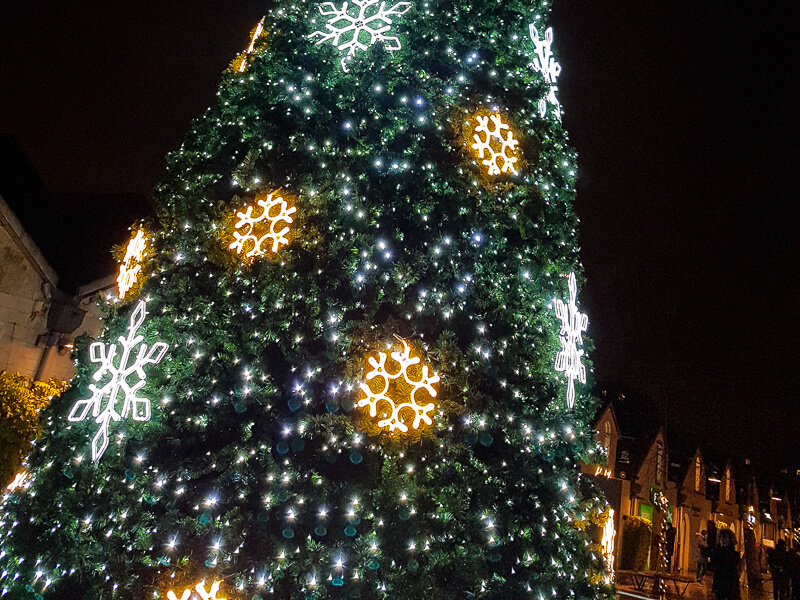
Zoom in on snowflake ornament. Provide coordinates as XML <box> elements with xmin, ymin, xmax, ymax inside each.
<box><xmin>117</xmin><ymin>229</ymin><xmax>147</xmax><ymax>299</ymax></box>
<box><xmin>529</xmin><ymin>24</ymin><xmax>562</xmax><ymax>121</ymax></box>
<box><xmin>309</xmin><ymin>0</ymin><xmax>413</xmax><ymax>71</ymax></box>
<box><xmin>553</xmin><ymin>272</ymin><xmax>588</xmax><ymax>409</ymax></box>
<box><xmin>229</xmin><ymin>191</ymin><xmax>296</xmax><ymax>260</ymax></box>
<box><xmin>68</xmin><ymin>301</ymin><xmax>168</xmax><ymax>461</ymax></box>
<box><xmin>167</xmin><ymin>581</ymin><xmax>227</xmax><ymax>600</ymax></box>
<box><xmin>357</xmin><ymin>339</ymin><xmax>439</xmax><ymax>433</ymax></box>
<box><xmin>470</xmin><ymin>112</ymin><xmax>521</xmax><ymax>176</ymax></box>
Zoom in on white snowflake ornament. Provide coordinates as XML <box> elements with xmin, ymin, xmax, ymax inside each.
<box><xmin>470</xmin><ymin>112</ymin><xmax>520</xmax><ymax>176</ymax></box>
<box><xmin>553</xmin><ymin>272</ymin><xmax>588</xmax><ymax>409</ymax></box>
<box><xmin>529</xmin><ymin>24</ymin><xmax>562</xmax><ymax>121</ymax></box>
<box><xmin>309</xmin><ymin>0</ymin><xmax>413</xmax><ymax>71</ymax></box>
<box><xmin>357</xmin><ymin>339</ymin><xmax>439</xmax><ymax>433</ymax></box>
<box><xmin>68</xmin><ymin>300</ymin><xmax>168</xmax><ymax>461</ymax></box>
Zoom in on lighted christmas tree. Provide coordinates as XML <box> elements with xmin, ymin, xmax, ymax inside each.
<box><xmin>0</xmin><ymin>1</ymin><xmax>614</xmax><ymax>598</ymax></box>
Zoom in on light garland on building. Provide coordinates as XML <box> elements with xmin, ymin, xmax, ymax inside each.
<box><xmin>67</xmin><ymin>300</ymin><xmax>168</xmax><ymax>461</ymax></box>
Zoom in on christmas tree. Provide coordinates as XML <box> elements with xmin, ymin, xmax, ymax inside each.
<box><xmin>0</xmin><ymin>0</ymin><xmax>614</xmax><ymax>598</ymax></box>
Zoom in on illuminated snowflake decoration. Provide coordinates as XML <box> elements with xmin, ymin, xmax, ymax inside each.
<box><xmin>309</xmin><ymin>0</ymin><xmax>413</xmax><ymax>71</ymax></box>
<box><xmin>6</xmin><ymin>472</ymin><xmax>28</xmax><ymax>492</ymax></box>
<box><xmin>470</xmin><ymin>112</ymin><xmax>521</xmax><ymax>176</ymax></box>
<box><xmin>553</xmin><ymin>272</ymin><xmax>588</xmax><ymax>409</ymax></box>
<box><xmin>229</xmin><ymin>191</ymin><xmax>296</xmax><ymax>259</ymax></box>
<box><xmin>68</xmin><ymin>300</ymin><xmax>168</xmax><ymax>461</ymax></box>
<box><xmin>529</xmin><ymin>24</ymin><xmax>562</xmax><ymax>121</ymax></box>
<box><xmin>117</xmin><ymin>229</ymin><xmax>147</xmax><ymax>299</ymax></box>
<box><xmin>167</xmin><ymin>581</ymin><xmax>227</xmax><ymax>600</ymax></box>
<box><xmin>357</xmin><ymin>340</ymin><xmax>439</xmax><ymax>433</ymax></box>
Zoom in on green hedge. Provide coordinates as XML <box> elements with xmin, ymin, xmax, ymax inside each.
<box><xmin>619</xmin><ymin>515</ymin><xmax>652</xmax><ymax>570</ymax></box>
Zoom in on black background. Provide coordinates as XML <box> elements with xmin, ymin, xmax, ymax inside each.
<box><xmin>1</xmin><ymin>0</ymin><xmax>798</xmax><ymax>469</ymax></box>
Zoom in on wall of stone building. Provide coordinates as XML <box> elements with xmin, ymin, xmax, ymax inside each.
<box><xmin>0</xmin><ymin>223</ymin><xmax>51</xmax><ymax>378</ymax></box>
<box><xmin>1</xmin><ymin>201</ymin><xmax>106</xmax><ymax>383</ymax></box>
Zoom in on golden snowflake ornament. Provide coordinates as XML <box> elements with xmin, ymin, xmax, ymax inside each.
<box><xmin>117</xmin><ymin>229</ymin><xmax>147</xmax><ymax>299</ymax></box>
<box><xmin>229</xmin><ymin>191</ymin><xmax>296</xmax><ymax>260</ymax></box>
<box><xmin>167</xmin><ymin>580</ymin><xmax>226</xmax><ymax>600</ymax></box>
<box><xmin>468</xmin><ymin>110</ymin><xmax>521</xmax><ymax>176</ymax></box>
<box><xmin>357</xmin><ymin>339</ymin><xmax>439</xmax><ymax>434</ymax></box>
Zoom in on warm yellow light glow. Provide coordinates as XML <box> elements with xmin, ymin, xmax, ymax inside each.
<box><xmin>594</xmin><ymin>465</ymin><xmax>613</xmax><ymax>479</ymax></box>
<box><xmin>231</xmin><ymin>18</ymin><xmax>267</xmax><ymax>73</ymax></box>
<box><xmin>468</xmin><ymin>110</ymin><xmax>521</xmax><ymax>176</ymax></box>
<box><xmin>6</xmin><ymin>471</ymin><xmax>28</xmax><ymax>491</ymax></box>
<box><xmin>229</xmin><ymin>191</ymin><xmax>296</xmax><ymax>260</ymax></box>
<box><xmin>167</xmin><ymin>580</ymin><xmax>226</xmax><ymax>600</ymax></box>
<box><xmin>357</xmin><ymin>339</ymin><xmax>439</xmax><ymax>433</ymax></box>
<box><xmin>117</xmin><ymin>230</ymin><xmax>147</xmax><ymax>299</ymax></box>
<box><xmin>601</xmin><ymin>509</ymin><xmax>616</xmax><ymax>573</ymax></box>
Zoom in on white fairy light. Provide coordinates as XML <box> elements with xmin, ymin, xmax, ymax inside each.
<box><xmin>529</xmin><ymin>24</ymin><xmax>562</xmax><ymax>120</ymax></box>
<box><xmin>553</xmin><ymin>273</ymin><xmax>588</xmax><ymax>409</ymax></box>
<box><xmin>309</xmin><ymin>0</ymin><xmax>413</xmax><ymax>71</ymax></box>
<box><xmin>67</xmin><ymin>301</ymin><xmax>168</xmax><ymax>461</ymax></box>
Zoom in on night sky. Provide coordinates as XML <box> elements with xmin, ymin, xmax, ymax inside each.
<box><xmin>1</xmin><ymin>1</ymin><xmax>798</xmax><ymax>468</ymax></box>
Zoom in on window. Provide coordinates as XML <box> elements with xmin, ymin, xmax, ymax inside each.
<box><xmin>695</xmin><ymin>456</ymin><xmax>702</xmax><ymax>492</ymax></box>
<box><xmin>603</xmin><ymin>421</ymin><xmax>611</xmax><ymax>449</ymax></box>
<box><xmin>725</xmin><ymin>468</ymin><xmax>732</xmax><ymax>503</ymax></box>
<box><xmin>656</xmin><ymin>442</ymin><xmax>664</xmax><ymax>485</ymax></box>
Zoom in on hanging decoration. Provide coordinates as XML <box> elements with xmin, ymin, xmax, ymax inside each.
<box><xmin>229</xmin><ymin>191</ymin><xmax>296</xmax><ymax>260</ymax></box>
<box><xmin>357</xmin><ymin>338</ymin><xmax>439</xmax><ymax>434</ymax></box>
<box><xmin>117</xmin><ymin>229</ymin><xmax>148</xmax><ymax>300</ymax></box>
<box><xmin>529</xmin><ymin>24</ymin><xmax>562</xmax><ymax>121</ymax></box>
<box><xmin>309</xmin><ymin>0</ymin><xmax>413</xmax><ymax>71</ymax></box>
<box><xmin>231</xmin><ymin>18</ymin><xmax>267</xmax><ymax>73</ymax></box>
<box><xmin>167</xmin><ymin>580</ymin><xmax>227</xmax><ymax>600</ymax></box>
<box><xmin>6</xmin><ymin>472</ymin><xmax>28</xmax><ymax>492</ymax></box>
<box><xmin>67</xmin><ymin>301</ymin><xmax>168</xmax><ymax>461</ymax></box>
<box><xmin>466</xmin><ymin>109</ymin><xmax>521</xmax><ymax>176</ymax></box>
<box><xmin>553</xmin><ymin>272</ymin><xmax>588</xmax><ymax>409</ymax></box>
<box><xmin>600</xmin><ymin>508</ymin><xmax>616</xmax><ymax>574</ymax></box>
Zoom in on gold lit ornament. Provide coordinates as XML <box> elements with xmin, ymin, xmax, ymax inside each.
<box><xmin>6</xmin><ymin>471</ymin><xmax>28</xmax><ymax>492</ymax></box>
<box><xmin>231</xmin><ymin>18</ymin><xmax>266</xmax><ymax>73</ymax></box>
<box><xmin>117</xmin><ymin>230</ymin><xmax>147</xmax><ymax>299</ymax></box>
<box><xmin>167</xmin><ymin>580</ymin><xmax>227</xmax><ymax>600</ymax></box>
<box><xmin>600</xmin><ymin>509</ymin><xmax>616</xmax><ymax>573</ymax></box>
<box><xmin>467</xmin><ymin>110</ymin><xmax>521</xmax><ymax>176</ymax></box>
<box><xmin>357</xmin><ymin>339</ymin><xmax>439</xmax><ymax>433</ymax></box>
<box><xmin>229</xmin><ymin>191</ymin><xmax>296</xmax><ymax>260</ymax></box>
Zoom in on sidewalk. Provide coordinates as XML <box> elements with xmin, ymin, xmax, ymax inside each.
<box><xmin>617</xmin><ymin>571</ymin><xmax>773</xmax><ymax>600</ymax></box>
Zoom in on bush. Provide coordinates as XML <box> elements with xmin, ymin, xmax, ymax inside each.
<box><xmin>619</xmin><ymin>515</ymin><xmax>652</xmax><ymax>570</ymax></box>
<box><xmin>0</xmin><ymin>372</ymin><xmax>66</xmax><ymax>486</ymax></box>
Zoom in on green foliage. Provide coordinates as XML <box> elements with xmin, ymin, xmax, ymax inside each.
<box><xmin>0</xmin><ymin>372</ymin><xmax>66</xmax><ymax>486</ymax></box>
<box><xmin>619</xmin><ymin>515</ymin><xmax>653</xmax><ymax>571</ymax></box>
<box><xmin>0</xmin><ymin>0</ymin><xmax>612</xmax><ymax>597</ymax></box>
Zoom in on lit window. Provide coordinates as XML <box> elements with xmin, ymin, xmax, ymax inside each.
<box><xmin>695</xmin><ymin>456</ymin><xmax>702</xmax><ymax>492</ymax></box>
<box><xmin>725</xmin><ymin>468</ymin><xmax>732</xmax><ymax>503</ymax></box>
<box><xmin>603</xmin><ymin>421</ymin><xmax>611</xmax><ymax>449</ymax></box>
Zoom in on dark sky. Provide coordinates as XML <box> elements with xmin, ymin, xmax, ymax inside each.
<box><xmin>1</xmin><ymin>1</ymin><xmax>799</xmax><ymax>468</ymax></box>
